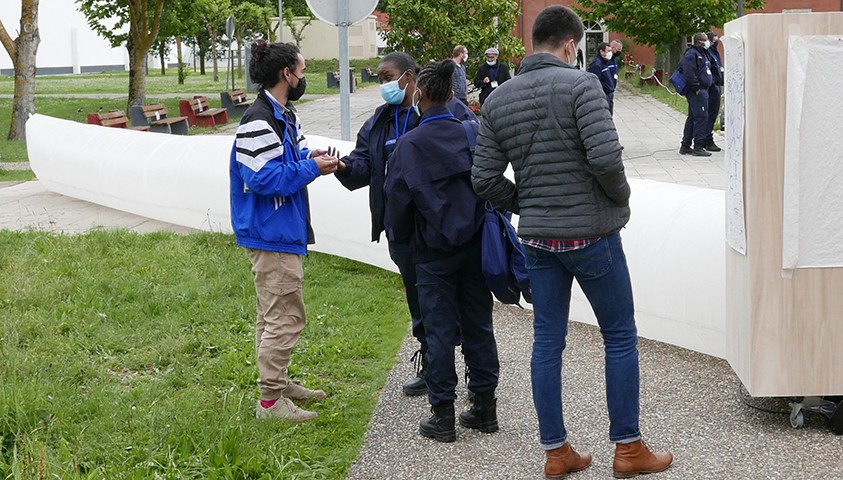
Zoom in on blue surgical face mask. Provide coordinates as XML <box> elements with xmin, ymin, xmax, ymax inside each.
<box><xmin>380</xmin><ymin>71</ymin><xmax>407</xmax><ymax>105</ymax></box>
<box><xmin>703</xmin><ymin>40</ymin><xmax>711</xmax><ymax>50</ymax></box>
<box><xmin>565</xmin><ymin>42</ymin><xmax>578</xmax><ymax>68</ymax></box>
<box><xmin>486</xmin><ymin>60</ymin><xmax>497</xmax><ymax>66</ymax></box>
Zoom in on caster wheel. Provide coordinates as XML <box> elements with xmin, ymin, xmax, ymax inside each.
<box><xmin>790</xmin><ymin>408</ymin><xmax>804</xmax><ymax>429</ymax></box>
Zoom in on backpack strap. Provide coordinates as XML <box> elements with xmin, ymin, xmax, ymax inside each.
<box><xmin>462</xmin><ymin>120</ymin><xmax>477</xmax><ymax>155</ymax></box>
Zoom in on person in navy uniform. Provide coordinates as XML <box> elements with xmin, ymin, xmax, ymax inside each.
<box><xmin>678</xmin><ymin>33</ymin><xmax>715</xmax><ymax>157</ymax></box>
<box><xmin>334</xmin><ymin>52</ymin><xmax>476</xmax><ymax>397</ymax></box>
<box><xmin>587</xmin><ymin>42</ymin><xmax>617</xmax><ymax>114</ymax></box>
<box><xmin>702</xmin><ymin>31</ymin><xmax>724</xmax><ymax>152</ymax></box>
<box><xmin>384</xmin><ymin>59</ymin><xmax>500</xmax><ymax>443</ymax></box>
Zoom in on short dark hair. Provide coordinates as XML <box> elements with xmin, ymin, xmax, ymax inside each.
<box><xmin>706</xmin><ymin>31</ymin><xmax>718</xmax><ymax>41</ymax></box>
<box><xmin>249</xmin><ymin>40</ymin><xmax>301</xmax><ymax>90</ymax></box>
<box><xmin>416</xmin><ymin>59</ymin><xmax>455</xmax><ymax>103</ymax></box>
<box><xmin>452</xmin><ymin>45</ymin><xmax>467</xmax><ymax>58</ymax></box>
<box><xmin>531</xmin><ymin>5</ymin><xmax>584</xmax><ymax>50</ymax></box>
<box><xmin>693</xmin><ymin>32</ymin><xmax>708</xmax><ymax>45</ymax></box>
<box><xmin>380</xmin><ymin>52</ymin><xmax>419</xmax><ymax>75</ymax></box>
<box><xmin>597</xmin><ymin>42</ymin><xmax>610</xmax><ymax>52</ymax></box>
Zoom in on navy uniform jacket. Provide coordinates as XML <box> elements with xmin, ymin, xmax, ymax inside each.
<box><xmin>706</xmin><ymin>45</ymin><xmax>723</xmax><ymax>87</ymax></box>
<box><xmin>336</xmin><ymin>98</ymin><xmax>476</xmax><ymax>242</ymax></box>
<box><xmin>679</xmin><ymin>45</ymin><xmax>713</xmax><ymax>94</ymax></box>
<box><xmin>587</xmin><ymin>54</ymin><xmax>616</xmax><ymax>95</ymax></box>
<box><xmin>384</xmin><ymin>105</ymin><xmax>484</xmax><ymax>263</ymax></box>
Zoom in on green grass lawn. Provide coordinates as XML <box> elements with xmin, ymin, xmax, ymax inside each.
<box><xmin>0</xmin><ymin>230</ymin><xmax>409</xmax><ymax>479</ymax></box>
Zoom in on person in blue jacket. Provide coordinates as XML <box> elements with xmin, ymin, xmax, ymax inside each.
<box><xmin>679</xmin><ymin>33</ymin><xmax>714</xmax><ymax>157</ymax></box>
<box><xmin>335</xmin><ymin>52</ymin><xmax>476</xmax><ymax>397</ymax></box>
<box><xmin>587</xmin><ymin>42</ymin><xmax>617</xmax><ymax>114</ymax></box>
<box><xmin>230</xmin><ymin>40</ymin><xmax>339</xmax><ymax>423</ymax></box>
<box><xmin>702</xmin><ymin>31</ymin><xmax>724</xmax><ymax>152</ymax></box>
<box><xmin>384</xmin><ymin>59</ymin><xmax>500</xmax><ymax>443</ymax></box>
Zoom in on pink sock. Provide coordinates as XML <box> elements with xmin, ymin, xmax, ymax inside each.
<box><xmin>260</xmin><ymin>399</ymin><xmax>277</xmax><ymax>409</ymax></box>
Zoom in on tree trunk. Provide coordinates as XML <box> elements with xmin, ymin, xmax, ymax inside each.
<box><xmin>656</xmin><ymin>36</ymin><xmax>688</xmax><ymax>75</ymax></box>
<box><xmin>211</xmin><ymin>33</ymin><xmax>219</xmax><ymax>83</ymax></box>
<box><xmin>159</xmin><ymin>41</ymin><xmax>166</xmax><ymax>75</ymax></box>
<box><xmin>199</xmin><ymin>43</ymin><xmax>207</xmax><ymax>75</ymax></box>
<box><xmin>236</xmin><ymin>37</ymin><xmax>243</xmax><ymax>79</ymax></box>
<box><xmin>176</xmin><ymin>35</ymin><xmax>184</xmax><ymax>85</ymax></box>
<box><xmin>127</xmin><ymin>38</ymin><xmax>147</xmax><ymax>112</ymax></box>
<box><xmin>7</xmin><ymin>0</ymin><xmax>40</xmax><ymax>141</ymax></box>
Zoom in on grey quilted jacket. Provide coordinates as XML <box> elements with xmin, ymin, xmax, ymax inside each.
<box><xmin>471</xmin><ymin>53</ymin><xmax>630</xmax><ymax>240</ymax></box>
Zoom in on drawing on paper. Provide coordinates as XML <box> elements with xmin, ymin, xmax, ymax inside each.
<box><xmin>724</xmin><ymin>34</ymin><xmax>747</xmax><ymax>255</ymax></box>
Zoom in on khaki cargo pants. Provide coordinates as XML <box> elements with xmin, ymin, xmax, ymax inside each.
<box><xmin>247</xmin><ymin>249</ymin><xmax>306</xmax><ymax>401</ymax></box>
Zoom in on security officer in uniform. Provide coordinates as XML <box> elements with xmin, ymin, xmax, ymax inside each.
<box><xmin>702</xmin><ymin>31</ymin><xmax>724</xmax><ymax>152</ymax></box>
<box><xmin>678</xmin><ymin>33</ymin><xmax>714</xmax><ymax>157</ymax></box>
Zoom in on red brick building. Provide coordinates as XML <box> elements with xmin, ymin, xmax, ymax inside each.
<box><xmin>514</xmin><ymin>0</ymin><xmax>842</xmax><ymax>68</ymax></box>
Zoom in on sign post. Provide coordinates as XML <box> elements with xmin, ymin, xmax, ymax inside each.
<box><xmin>225</xmin><ymin>16</ymin><xmax>236</xmax><ymax>91</ymax></box>
<box><xmin>305</xmin><ymin>0</ymin><xmax>378</xmax><ymax>141</ymax></box>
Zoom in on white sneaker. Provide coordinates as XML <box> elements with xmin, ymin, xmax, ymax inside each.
<box><xmin>256</xmin><ymin>397</ymin><xmax>318</xmax><ymax>423</ymax></box>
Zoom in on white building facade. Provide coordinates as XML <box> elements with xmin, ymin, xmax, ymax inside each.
<box><xmin>0</xmin><ymin>1</ymin><xmax>128</xmax><ymax>75</ymax></box>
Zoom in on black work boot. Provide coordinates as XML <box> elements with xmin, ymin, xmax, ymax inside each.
<box><xmin>402</xmin><ymin>349</ymin><xmax>427</xmax><ymax>396</ymax></box>
<box><xmin>678</xmin><ymin>144</ymin><xmax>692</xmax><ymax>155</ymax></box>
<box><xmin>705</xmin><ymin>140</ymin><xmax>722</xmax><ymax>152</ymax></box>
<box><xmin>458</xmin><ymin>391</ymin><xmax>499</xmax><ymax>433</ymax></box>
<box><xmin>692</xmin><ymin>145</ymin><xmax>712</xmax><ymax>157</ymax></box>
<box><xmin>419</xmin><ymin>403</ymin><xmax>456</xmax><ymax>442</ymax></box>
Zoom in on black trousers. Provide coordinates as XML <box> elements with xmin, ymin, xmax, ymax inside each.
<box><xmin>388</xmin><ymin>241</ymin><xmax>424</xmax><ymax>352</ymax></box>
<box><xmin>415</xmin><ymin>241</ymin><xmax>500</xmax><ymax>406</ymax></box>
<box><xmin>682</xmin><ymin>89</ymin><xmax>710</xmax><ymax>148</ymax></box>
<box><xmin>704</xmin><ymin>84</ymin><xmax>721</xmax><ymax>144</ymax></box>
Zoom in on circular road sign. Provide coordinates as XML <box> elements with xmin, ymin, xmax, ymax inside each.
<box><xmin>305</xmin><ymin>0</ymin><xmax>378</xmax><ymax>26</ymax></box>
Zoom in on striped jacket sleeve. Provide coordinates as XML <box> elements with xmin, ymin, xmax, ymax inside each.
<box><xmin>234</xmin><ymin>119</ymin><xmax>320</xmax><ymax>197</ymax></box>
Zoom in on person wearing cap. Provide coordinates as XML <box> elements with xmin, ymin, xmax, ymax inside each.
<box><xmin>474</xmin><ymin>47</ymin><xmax>511</xmax><ymax>106</ymax></box>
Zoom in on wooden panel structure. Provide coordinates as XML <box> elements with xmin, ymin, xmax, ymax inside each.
<box><xmin>725</xmin><ymin>12</ymin><xmax>843</xmax><ymax>396</ymax></box>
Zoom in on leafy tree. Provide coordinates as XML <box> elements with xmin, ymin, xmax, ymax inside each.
<box><xmin>194</xmin><ymin>0</ymin><xmax>232</xmax><ymax>82</ymax></box>
<box><xmin>573</xmin><ymin>0</ymin><xmax>764</xmax><ymax>70</ymax></box>
<box><xmin>383</xmin><ymin>0</ymin><xmax>524</xmax><ymax>79</ymax></box>
<box><xmin>76</xmin><ymin>0</ymin><xmax>166</xmax><ymax>110</ymax></box>
<box><xmin>233</xmin><ymin>1</ymin><xmax>273</xmax><ymax>78</ymax></box>
<box><xmin>0</xmin><ymin>0</ymin><xmax>40</xmax><ymax>140</ymax></box>
<box><xmin>282</xmin><ymin>7</ymin><xmax>313</xmax><ymax>48</ymax></box>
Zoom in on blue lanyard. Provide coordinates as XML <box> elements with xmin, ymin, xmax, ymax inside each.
<box><xmin>394</xmin><ymin>107</ymin><xmax>412</xmax><ymax>141</ymax></box>
<box><xmin>418</xmin><ymin>113</ymin><xmax>454</xmax><ymax>126</ymax></box>
<box><xmin>489</xmin><ymin>65</ymin><xmax>499</xmax><ymax>80</ymax></box>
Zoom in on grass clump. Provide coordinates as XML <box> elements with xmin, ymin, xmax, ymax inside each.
<box><xmin>0</xmin><ymin>230</ymin><xmax>408</xmax><ymax>478</ymax></box>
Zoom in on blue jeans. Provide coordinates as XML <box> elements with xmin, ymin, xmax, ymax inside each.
<box><xmin>524</xmin><ymin>233</ymin><xmax>640</xmax><ymax>448</ymax></box>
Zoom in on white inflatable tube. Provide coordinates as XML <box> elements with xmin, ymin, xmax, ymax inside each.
<box><xmin>27</xmin><ymin>114</ymin><xmax>726</xmax><ymax>358</ymax></box>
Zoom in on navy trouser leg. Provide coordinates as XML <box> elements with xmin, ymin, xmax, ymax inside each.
<box><xmin>416</xmin><ymin>243</ymin><xmax>499</xmax><ymax>406</ymax></box>
<box><xmin>704</xmin><ymin>85</ymin><xmax>721</xmax><ymax>143</ymax></box>
<box><xmin>388</xmin><ymin>241</ymin><xmax>425</xmax><ymax>354</ymax></box>
<box><xmin>606</xmin><ymin>92</ymin><xmax>615</xmax><ymax>115</ymax></box>
<box><xmin>689</xmin><ymin>89</ymin><xmax>709</xmax><ymax>147</ymax></box>
<box><xmin>454</xmin><ymin>242</ymin><xmax>499</xmax><ymax>395</ymax></box>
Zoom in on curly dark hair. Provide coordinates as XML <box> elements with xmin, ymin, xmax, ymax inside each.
<box><xmin>249</xmin><ymin>40</ymin><xmax>301</xmax><ymax>89</ymax></box>
<box><xmin>416</xmin><ymin>60</ymin><xmax>455</xmax><ymax>104</ymax></box>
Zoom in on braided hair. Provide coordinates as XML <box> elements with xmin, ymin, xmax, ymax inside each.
<box><xmin>416</xmin><ymin>60</ymin><xmax>455</xmax><ymax>104</ymax></box>
<box><xmin>249</xmin><ymin>40</ymin><xmax>301</xmax><ymax>90</ymax></box>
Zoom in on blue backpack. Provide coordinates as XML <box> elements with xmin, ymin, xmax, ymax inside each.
<box><xmin>461</xmin><ymin>121</ymin><xmax>532</xmax><ymax>306</ymax></box>
<box><xmin>668</xmin><ymin>67</ymin><xmax>687</xmax><ymax>95</ymax></box>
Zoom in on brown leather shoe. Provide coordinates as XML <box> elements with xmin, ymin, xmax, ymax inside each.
<box><xmin>613</xmin><ymin>439</ymin><xmax>673</xmax><ymax>478</ymax></box>
<box><xmin>545</xmin><ymin>442</ymin><xmax>592</xmax><ymax>479</ymax></box>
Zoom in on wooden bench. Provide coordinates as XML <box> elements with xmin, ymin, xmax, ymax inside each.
<box><xmin>326</xmin><ymin>68</ymin><xmax>356</xmax><ymax>92</ymax></box>
<box><xmin>129</xmin><ymin>103</ymin><xmax>190</xmax><ymax>135</ymax></box>
<box><xmin>361</xmin><ymin>67</ymin><xmax>378</xmax><ymax>83</ymax></box>
<box><xmin>179</xmin><ymin>96</ymin><xmax>229</xmax><ymax>128</ymax></box>
<box><xmin>220</xmin><ymin>88</ymin><xmax>254</xmax><ymax>119</ymax></box>
<box><xmin>87</xmin><ymin>110</ymin><xmax>150</xmax><ymax>131</ymax></box>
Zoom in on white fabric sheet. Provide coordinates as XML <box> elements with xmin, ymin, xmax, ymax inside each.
<box><xmin>27</xmin><ymin>115</ymin><xmax>727</xmax><ymax>358</ymax></box>
<box><xmin>783</xmin><ymin>35</ymin><xmax>843</xmax><ymax>269</ymax></box>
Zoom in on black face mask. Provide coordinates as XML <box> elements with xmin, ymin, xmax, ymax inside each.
<box><xmin>288</xmin><ymin>75</ymin><xmax>307</xmax><ymax>101</ymax></box>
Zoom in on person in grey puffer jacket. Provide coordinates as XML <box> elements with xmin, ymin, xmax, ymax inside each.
<box><xmin>471</xmin><ymin>5</ymin><xmax>673</xmax><ymax>479</ymax></box>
